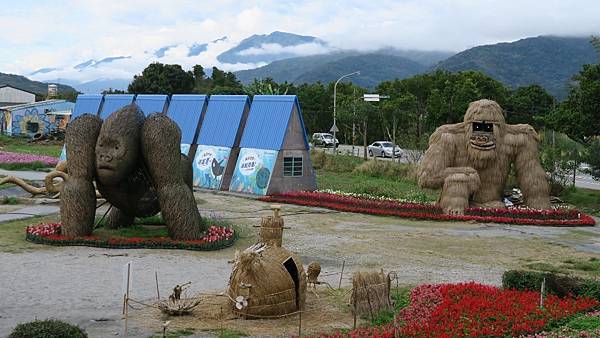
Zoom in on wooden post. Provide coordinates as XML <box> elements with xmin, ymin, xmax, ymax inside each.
<box><xmin>155</xmin><ymin>271</ymin><xmax>160</xmax><ymax>300</ymax></box>
<box><xmin>123</xmin><ymin>263</ymin><xmax>131</xmax><ymax>336</ymax></box>
<box><xmin>338</xmin><ymin>260</ymin><xmax>345</xmax><ymax>289</ymax></box>
<box><xmin>298</xmin><ymin>310</ymin><xmax>302</xmax><ymax>337</ymax></box>
<box><xmin>540</xmin><ymin>277</ymin><xmax>546</xmax><ymax>308</ymax></box>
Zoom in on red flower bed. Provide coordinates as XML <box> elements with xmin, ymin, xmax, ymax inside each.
<box><xmin>323</xmin><ymin>282</ymin><xmax>599</xmax><ymax>338</ymax></box>
<box><xmin>260</xmin><ymin>191</ymin><xmax>596</xmax><ymax>226</ymax></box>
<box><xmin>26</xmin><ymin>223</ymin><xmax>236</xmax><ymax>251</ymax></box>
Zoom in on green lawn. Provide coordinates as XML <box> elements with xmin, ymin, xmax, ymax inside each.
<box><xmin>0</xmin><ymin>134</ymin><xmax>62</xmax><ymax>157</ymax></box>
<box><xmin>560</xmin><ymin>187</ymin><xmax>600</xmax><ymax>216</ymax></box>
<box><xmin>317</xmin><ymin>170</ymin><xmax>437</xmax><ymax>202</ymax></box>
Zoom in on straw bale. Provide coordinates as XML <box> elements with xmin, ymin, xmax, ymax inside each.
<box><xmin>227</xmin><ymin>245</ymin><xmax>306</xmax><ymax>318</ymax></box>
<box><xmin>259</xmin><ymin>216</ymin><xmax>284</xmax><ymax>247</ymax></box>
<box><xmin>350</xmin><ymin>270</ymin><xmax>392</xmax><ymax>318</ymax></box>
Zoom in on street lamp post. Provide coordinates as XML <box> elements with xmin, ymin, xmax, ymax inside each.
<box><xmin>333</xmin><ymin>70</ymin><xmax>360</xmax><ymax>155</ymax></box>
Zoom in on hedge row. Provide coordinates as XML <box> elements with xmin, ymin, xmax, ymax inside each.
<box><xmin>502</xmin><ymin>270</ymin><xmax>600</xmax><ymax>301</ymax></box>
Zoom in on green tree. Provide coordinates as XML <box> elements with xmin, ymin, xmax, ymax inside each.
<box><xmin>505</xmin><ymin>85</ymin><xmax>555</xmax><ymax>128</ymax></box>
<box><xmin>128</xmin><ymin>63</ymin><xmax>194</xmax><ymax>94</ymax></box>
<box><xmin>244</xmin><ymin>78</ymin><xmax>290</xmax><ymax>95</ymax></box>
<box><xmin>545</xmin><ymin>63</ymin><xmax>600</xmax><ymax>143</ymax></box>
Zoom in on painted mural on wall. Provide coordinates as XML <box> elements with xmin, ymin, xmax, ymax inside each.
<box><xmin>229</xmin><ymin>148</ymin><xmax>278</xmax><ymax>195</ymax></box>
<box><xmin>193</xmin><ymin>145</ymin><xmax>232</xmax><ymax>189</ymax></box>
<box><xmin>9</xmin><ymin>104</ymin><xmax>73</xmax><ymax>137</ymax></box>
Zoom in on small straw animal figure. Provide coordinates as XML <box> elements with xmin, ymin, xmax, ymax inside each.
<box><xmin>307</xmin><ymin>261</ymin><xmax>321</xmax><ymax>289</ymax></box>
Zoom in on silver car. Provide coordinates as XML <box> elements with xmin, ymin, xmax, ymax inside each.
<box><xmin>368</xmin><ymin>141</ymin><xmax>403</xmax><ymax>158</ymax></box>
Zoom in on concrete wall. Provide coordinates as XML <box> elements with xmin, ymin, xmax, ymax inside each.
<box><xmin>0</xmin><ymin>87</ymin><xmax>35</xmax><ymax>105</ymax></box>
<box><xmin>267</xmin><ymin>105</ymin><xmax>317</xmax><ymax>195</ymax></box>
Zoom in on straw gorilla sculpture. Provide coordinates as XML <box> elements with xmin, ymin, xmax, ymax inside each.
<box><xmin>418</xmin><ymin>99</ymin><xmax>550</xmax><ymax>214</ymax></box>
<box><xmin>60</xmin><ymin>104</ymin><xmax>205</xmax><ymax>240</ymax></box>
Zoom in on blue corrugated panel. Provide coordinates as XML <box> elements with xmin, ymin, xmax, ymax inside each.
<box><xmin>99</xmin><ymin>94</ymin><xmax>135</xmax><ymax>120</ymax></box>
<box><xmin>239</xmin><ymin>95</ymin><xmax>308</xmax><ymax>150</ymax></box>
<box><xmin>166</xmin><ymin>94</ymin><xmax>207</xmax><ymax>144</ymax></box>
<box><xmin>72</xmin><ymin>94</ymin><xmax>103</xmax><ymax>119</ymax></box>
<box><xmin>134</xmin><ymin>94</ymin><xmax>168</xmax><ymax>116</ymax></box>
<box><xmin>197</xmin><ymin>95</ymin><xmax>249</xmax><ymax>147</ymax></box>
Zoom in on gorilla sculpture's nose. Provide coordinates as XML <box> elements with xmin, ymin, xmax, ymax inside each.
<box><xmin>100</xmin><ymin>154</ymin><xmax>113</xmax><ymax>162</ymax></box>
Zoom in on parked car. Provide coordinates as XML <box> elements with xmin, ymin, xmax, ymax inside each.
<box><xmin>368</xmin><ymin>141</ymin><xmax>404</xmax><ymax>158</ymax></box>
<box><xmin>312</xmin><ymin>133</ymin><xmax>339</xmax><ymax>147</ymax></box>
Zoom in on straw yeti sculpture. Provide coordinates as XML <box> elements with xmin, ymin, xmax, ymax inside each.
<box><xmin>60</xmin><ymin>104</ymin><xmax>205</xmax><ymax>239</ymax></box>
<box><xmin>418</xmin><ymin>99</ymin><xmax>550</xmax><ymax>214</ymax></box>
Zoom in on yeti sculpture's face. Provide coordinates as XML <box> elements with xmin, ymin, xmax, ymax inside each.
<box><xmin>469</xmin><ymin>121</ymin><xmax>496</xmax><ymax>151</ymax></box>
<box><xmin>463</xmin><ymin>99</ymin><xmax>505</xmax><ymax>163</ymax></box>
<box><xmin>96</xmin><ymin>133</ymin><xmax>137</xmax><ymax>183</ymax></box>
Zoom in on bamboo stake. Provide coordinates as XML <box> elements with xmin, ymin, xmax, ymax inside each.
<box><xmin>338</xmin><ymin>260</ymin><xmax>345</xmax><ymax>289</ymax></box>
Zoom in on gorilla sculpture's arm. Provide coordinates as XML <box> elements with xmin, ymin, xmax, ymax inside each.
<box><xmin>60</xmin><ymin>114</ymin><xmax>102</xmax><ymax>237</ymax></box>
<box><xmin>141</xmin><ymin>113</ymin><xmax>207</xmax><ymax>240</ymax></box>
<box><xmin>509</xmin><ymin>125</ymin><xmax>551</xmax><ymax>209</ymax></box>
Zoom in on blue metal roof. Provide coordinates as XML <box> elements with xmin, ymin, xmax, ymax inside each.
<box><xmin>197</xmin><ymin>95</ymin><xmax>249</xmax><ymax>147</ymax></box>
<box><xmin>166</xmin><ymin>94</ymin><xmax>207</xmax><ymax>144</ymax></box>
<box><xmin>99</xmin><ymin>94</ymin><xmax>135</xmax><ymax>120</ymax></box>
<box><xmin>72</xmin><ymin>94</ymin><xmax>103</xmax><ymax>119</ymax></box>
<box><xmin>134</xmin><ymin>94</ymin><xmax>168</xmax><ymax>116</ymax></box>
<box><xmin>239</xmin><ymin>95</ymin><xmax>308</xmax><ymax>150</ymax></box>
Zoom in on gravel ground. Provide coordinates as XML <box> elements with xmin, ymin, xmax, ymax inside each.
<box><xmin>1</xmin><ymin>191</ymin><xmax>599</xmax><ymax>337</ymax></box>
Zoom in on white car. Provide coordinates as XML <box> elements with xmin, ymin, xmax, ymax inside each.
<box><xmin>312</xmin><ymin>133</ymin><xmax>339</xmax><ymax>148</ymax></box>
<box><xmin>368</xmin><ymin>141</ymin><xmax>404</xmax><ymax>158</ymax></box>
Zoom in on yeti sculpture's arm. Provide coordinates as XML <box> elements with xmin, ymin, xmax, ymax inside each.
<box><xmin>60</xmin><ymin>114</ymin><xmax>102</xmax><ymax>237</ymax></box>
<box><xmin>418</xmin><ymin>123</ymin><xmax>477</xmax><ymax>189</ymax></box>
<box><xmin>507</xmin><ymin>124</ymin><xmax>551</xmax><ymax>209</ymax></box>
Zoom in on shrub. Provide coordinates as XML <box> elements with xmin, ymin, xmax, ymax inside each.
<box><xmin>502</xmin><ymin>270</ymin><xmax>600</xmax><ymax>301</ymax></box>
<box><xmin>352</xmin><ymin>160</ymin><xmax>417</xmax><ymax>181</ymax></box>
<box><xmin>8</xmin><ymin>319</ymin><xmax>87</xmax><ymax>338</ymax></box>
<box><xmin>582</xmin><ymin>280</ymin><xmax>600</xmax><ymax>301</ymax></box>
<box><xmin>310</xmin><ymin>150</ymin><xmax>363</xmax><ymax>173</ymax></box>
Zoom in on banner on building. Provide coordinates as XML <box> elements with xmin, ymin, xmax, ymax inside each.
<box><xmin>193</xmin><ymin>145</ymin><xmax>232</xmax><ymax>190</ymax></box>
<box><xmin>229</xmin><ymin>148</ymin><xmax>278</xmax><ymax>195</ymax></box>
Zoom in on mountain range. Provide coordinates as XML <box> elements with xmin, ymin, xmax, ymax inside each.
<box><xmin>2</xmin><ymin>32</ymin><xmax>598</xmax><ymax>99</ymax></box>
<box><xmin>0</xmin><ymin>72</ymin><xmax>76</xmax><ymax>96</ymax></box>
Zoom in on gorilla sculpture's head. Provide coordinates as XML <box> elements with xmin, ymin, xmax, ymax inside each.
<box><xmin>95</xmin><ymin>104</ymin><xmax>145</xmax><ymax>184</ymax></box>
<box><xmin>463</xmin><ymin>99</ymin><xmax>505</xmax><ymax>164</ymax></box>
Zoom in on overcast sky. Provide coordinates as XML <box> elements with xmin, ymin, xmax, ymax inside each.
<box><xmin>2</xmin><ymin>0</ymin><xmax>599</xmax><ymax>80</ymax></box>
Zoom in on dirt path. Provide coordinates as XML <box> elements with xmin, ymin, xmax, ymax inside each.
<box><xmin>1</xmin><ymin>191</ymin><xmax>599</xmax><ymax>337</ymax></box>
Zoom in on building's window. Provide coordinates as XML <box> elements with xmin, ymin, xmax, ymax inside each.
<box><xmin>26</xmin><ymin>122</ymin><xmax>39</xmax><ymax>133</ymax></box>
<box><xmin>283</xmin><ymin>156</ymin><xmax>303</xmax><ymax>177</ymax></box>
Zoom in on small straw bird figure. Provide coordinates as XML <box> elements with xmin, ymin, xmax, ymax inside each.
<box><xmin>307</xmin><ymin>261</ymin><xmax>321</xmax><ymax>289</ymax></box>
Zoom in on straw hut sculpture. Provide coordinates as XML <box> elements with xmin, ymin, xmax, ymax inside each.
<box><xmin>227</xmin><ymin>243</ymin><xmax>307</xmax><ymax>318</ymax></box>
<box><xmin>418</xmin><ymin>99</ymin><xmax>550</xmax><ymax>215</ymax></box>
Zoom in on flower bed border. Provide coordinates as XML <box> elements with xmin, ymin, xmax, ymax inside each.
<box><xmin>26</xmin><ymin>227</ymin><xmax>238</xmax><ymax>251</ymax></box>
<box><xmin>260</xmin><ymin>191</ymin><xmax>596</xmax><ymax>226</ymax></box>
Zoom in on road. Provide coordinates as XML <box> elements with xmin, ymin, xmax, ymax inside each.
<box><xmin>314</xmin><ymin>144</ymin><xmax>600</xmax><ymax>190</ymax></box>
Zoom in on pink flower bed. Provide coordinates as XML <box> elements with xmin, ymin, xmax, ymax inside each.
<box><xmin>26</xmin><ymin>223</ymin><xmax>237</xmax><ymax>251</ymax></box>
<box><xmin>0</xmin><ymin>151</ymin><xmax>59</xmax><ymax>166</ymax></box>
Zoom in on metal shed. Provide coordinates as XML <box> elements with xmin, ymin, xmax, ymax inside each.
<box><xmin>166</xmin><ymin>94</ymin><xmax>208</xmax><ymax>156</ymax></box>
<box><xmin>134</xmin><ymin>94</ymin><xmax>168</xmax><ymax>116</ymax></box>
<box><xmin>192</xmin><ymin>95</ymin><xmax>250</xmax><ymax>190</ymax></box>
<box><xmin>229</xmin><ymin>95</ymin><xmax>316</xmax><ymax>195</ymax></box>
<box><xmin>98</xmin><ymin>94</ymin><xmax>135</xmax><ymax>120</ymax></box>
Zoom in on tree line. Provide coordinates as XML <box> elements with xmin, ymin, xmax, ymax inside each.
<box><xmin>117</xmin><ymin>38</ymin><xmax>599</xmax><ymax>182</ymax></box>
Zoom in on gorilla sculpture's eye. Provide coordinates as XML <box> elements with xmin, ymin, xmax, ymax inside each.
<box><xmin>473</xmin><ymin>122</ymin><xmax>493</xmax><ymax>133</ymax></box>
